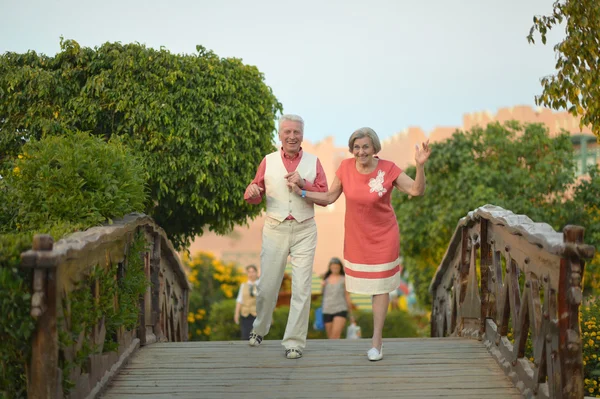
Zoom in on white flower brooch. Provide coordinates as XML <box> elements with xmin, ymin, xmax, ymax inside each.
<box><xmin>369</xmin><ymin>170</ymin><xmax>387</xmax><ymax>197</ymax></box>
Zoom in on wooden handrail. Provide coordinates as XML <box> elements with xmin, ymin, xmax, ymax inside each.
<box><xmin>429</xmin><ymin>204</ymin><xmax>594</xmax><ymax>399</ymax></box>
<box><xmin>20</xmin><ymin>213</ymin><xmax>190</xmax><ymax>399</ymax></box>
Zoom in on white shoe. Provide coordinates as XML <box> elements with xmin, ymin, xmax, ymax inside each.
<box><xmin>248</xmin><ymin>331</ymin><xmax>263</xmax><ymax>347</ymax></box>
<box><xmin>367</xmin><ymin>346</ymin><xmax>383</xmax><ymax>361</ymax></box>
<box><xmin>285</xmin><ymin>348</ymin><xmax>302</xmax><ymax>359</ymax></box>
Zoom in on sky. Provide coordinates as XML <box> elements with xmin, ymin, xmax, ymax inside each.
<box><xmin>0</xmin><ymin>0</ymin><xmax>564</xmax><ymax>145</ymax></box>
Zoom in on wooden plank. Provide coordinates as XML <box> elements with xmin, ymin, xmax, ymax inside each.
<box><xmin>101</xmin><ymin>338</ymin><xmax>522</xmax><ymax>399</ymax></box>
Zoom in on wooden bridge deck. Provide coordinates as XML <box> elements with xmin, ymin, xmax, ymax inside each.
<box><xmin>101</xmin><ymin>337</ymin><xmax>522</xmax><ymax>399</ymax></box>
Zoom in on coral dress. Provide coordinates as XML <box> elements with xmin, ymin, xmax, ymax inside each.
<box><xmin>335</xmin><ymin>157</ymin><xmax>402</xmax><ymax>295</ymax></box>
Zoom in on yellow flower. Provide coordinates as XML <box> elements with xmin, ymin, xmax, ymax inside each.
<box><xmin>195</xmin><ymin>309</ymin><xmax>206</xmax><ymax>320</ymax></box>
<box><xmin>195</xmin><ymin>329</ymin><xmax>201</xmax><ymax>335</ymax></box>
<box><xmin>187</xmin><ymin>313</ymin><xmax>195</xmax><ymax>323</ymax></box>
<box><xmin>203</xmin><ymin>326</ymin><xmax>211</xmax><ymax>335</ymax></box>
<box><xmin>590</xmin><ymin>339</ymin><xmax>595</xmax><ymax>346</ymax></box>
<box><xmin>17</xmin><ymin>154</ymin><xmax>23</xmax><ymax>159</ymax></box>
<box><xmin>13</xmin><ymin>166</ymin><xmax>20</xmax><ymax>175</ymax></box>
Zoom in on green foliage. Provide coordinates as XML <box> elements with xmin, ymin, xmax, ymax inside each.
<box><xmin>0</xmin><ymin>39</ymin><xmax>283</xmax><ymax>248</ymax></box>
<box><xmin>582</xmin><ymin>298</ymin><xmax>600</xmax><ymax>396</ymax></box>
<box><xmin>560</xmin><ymin>165</ymin><xmax>600</xmax><ymax>294</ymax></box>
<box><xmin>0</xmin><ymin>267</ymin><xmax>34</xmax><ymax>399</ymax></box>
<box><xmin>206</xmin><ymin>298</ymin><xmax>423</xmax><ymax>341</ymax></box>
<box><xmin>0</xmin><ymin>132</ymin><xmax>148</xmax><ymax>399</ymax></box>
<box><xmin>185</xmin><ymin>251</ymin><xmax>244</xmax><ymax>340</ymax></box>
<box><xmin>528</xmin><ymin>0</ymin><xmax>600</xmax><ymax>139</ymax></box>
<box><xmin>59</xmin><ymin>233</ymin><xmax>148</xmax><ymax>394</ymax></box>
<box><xmin>353</xmin><ymin>309</ymin><xmax>420</xmax><ymax>339</ymax></box>
<box><xmin>263</xmin><ymin>306</ymin><xmax>293</xmax><ymax>340</ymax></box>
<box><xmin>3</xmin><ymin>131</ymin><xmax>146</xmax><ymax>232</ymax></box>
<box><xmin>207</xmin><ymin>300</ymin><xmax>238</xmax><ymax>341</ymax></box>
<box><xmin>392</xmin><ymin>122</ymin><xmax>599</xmax><ymax>306</ymax></box>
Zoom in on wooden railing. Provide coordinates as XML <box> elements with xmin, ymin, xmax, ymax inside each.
<box><xmin>430</xmin><ymin>205</ymin><xmax>595</xmax><ymax>399</ymax></box>
<box><xmin>20</xmin><ymin>213</ymin><xmax>190</xmax><ymax>399</ymax></box>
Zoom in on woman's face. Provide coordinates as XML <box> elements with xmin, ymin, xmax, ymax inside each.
<box><xmin>352</xmin><ymin>136</ymin><xmax>375</xmax><ymax>166</ymax></box>
<box><xmin>329</xmin><ymin>262</ymin><xmax>342</xmax><ymax>275</ymax></box>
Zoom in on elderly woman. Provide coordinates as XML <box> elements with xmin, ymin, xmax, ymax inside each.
<box><xmin>288</xmin><ymin>127</ymin><xmax>430</xmax><ymax>361</ymax></box>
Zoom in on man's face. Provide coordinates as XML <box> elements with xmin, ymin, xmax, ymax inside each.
<box><xmin>278</xmin><ymin>120</ymin><xmax>303</xmax><ymax>155</ymax></box>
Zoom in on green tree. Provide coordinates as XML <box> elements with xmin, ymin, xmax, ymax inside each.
<box><xmin>528</xmin><ymin>0</ymin><xmax>600</xmax><ymax>139</ymax></box>
<box><xmin>393</xmin><ymin>122</ymin><xmax>600</xmax><ymax>305</ymax></box>
<box><xmin>0</xmin><ymin>39</ymin><xmax>282</xmax><ymax>248</ymax></box>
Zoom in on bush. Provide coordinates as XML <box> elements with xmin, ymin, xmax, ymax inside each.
<box><xmin>205</xmin><ymin>297</ymin><xmax>423</xmax><ymax>343</ymax></box>
<box><xmin>185</xmin><ymin>252</ymin><xmax>245</xmax><ymax>341</ymax></box>
<box><xmin>582</xmin><ymin>298</ymin><xmax>600</xmax><ymax>397</ymax></box>
<box><xmin>207</xmin><ymin>300</ymin><xmax>238</xmax><ymax>341</ymax></box>
<box><xmin>0</xmin><ymin>267</ymin><xmax>35</xmax><ymax>399</ymax></box>
<box><xmin>3</xmin><ymin>130</ymin><xmax>146</xmax><ymax>232</ymax></box>
<box><xmin>0</xmin><ymin>131</ymin><xmax>148</xmax><ymax>399</ymax></box>
<box><xmin>353</xmin><ymin>309</ymin><xmax>419</xmax><ymax>339</ymax></box>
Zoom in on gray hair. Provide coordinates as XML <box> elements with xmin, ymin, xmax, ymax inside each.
<box><xmin>348</xmin><ymin>127</ymin><xmax>382</xmax><ymax>154</ymax></box>
<box><xmin>278</xmin><ymin>114</ymin><xmax>304</xmax><ymax>132</ymax></box>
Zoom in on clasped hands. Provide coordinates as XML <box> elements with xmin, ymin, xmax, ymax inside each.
<box><xmin>284</xmin><ymin>171</ymin><xmax>304</xmax><ymax>195</ymax></box>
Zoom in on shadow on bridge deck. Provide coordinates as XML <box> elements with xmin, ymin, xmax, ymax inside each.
<box><xmin>101</xmin><ymin>337</ymin><xmax>521</xmax><ymax>399</ymax></box>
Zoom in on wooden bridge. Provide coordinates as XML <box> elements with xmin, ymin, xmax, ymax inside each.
<box><xmin>19</xmin><ymin>205</ymin><xmax>595</xmax><ymax>399</ymax></box>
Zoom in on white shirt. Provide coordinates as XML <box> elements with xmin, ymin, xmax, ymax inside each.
<box><xmin>236</xmin><ymin>280</ymin><xmax>259</xmax><ymax>304</ymax></box>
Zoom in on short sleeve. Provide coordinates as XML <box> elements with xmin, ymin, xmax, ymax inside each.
<box><xmin>335</xmin><ymin>159</ymin><xmax>348</xmax><ymax>183</ymax></box>
<box><xmin>389</xmin><ymin>162</ymin><xmax>402</xmax><ymax>182</ymax></box>
<box><xmin>236</xmin><ymin>283</ymin><xmax>244</xmax><ymax>304</ymax></box>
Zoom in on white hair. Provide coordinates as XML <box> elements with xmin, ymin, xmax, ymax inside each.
<box><xmin>278</xmin><ymin>114</ymin><xmax>304</xmax><ymax>132</ymax></box>
<box><xmin>348</xmin><ymin>127</ymin><xmax>382</xmax><ymax>154</ymax></box>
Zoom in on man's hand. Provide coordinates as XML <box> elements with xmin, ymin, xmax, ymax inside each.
<box><xmin>246</xmin><ymin>183</ymin><xmax>264</xmax><ymax>199</ymax></box>
<box><xmin>287</xmin><ymin>181</ymin><xmax>303</xmax><ymax>196</ymax></box>
<box><xmin>284</xmin><ymin>171</ymin><xmax>305</xmax><ymax>188</ymax></box>
<box><xmin>234</xmin><ymin>313</ymin><xmax>239</xmax><ymax>325</ymax></box>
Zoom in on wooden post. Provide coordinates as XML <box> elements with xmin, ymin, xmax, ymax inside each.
<box><xmin>22</xmin><ymin>234</ymin><xmax>60</xmax><ymax>399</ymax></box>
<box><xmin>479</xmin><ymin>219</ymin><xmax>491</xmax><ymax>335</ymax></box>
<box><xmin>458</xmin><ymin>227</ymin><xmax>470</xmax><ymax>305</ymax></box>
<box><xmin>182</xmin><ymin>288</ymin><xmax>189</xmax><ymax>341</ymax></box>
<box><xmin>558</xmin><ymin>225</ymin><xmax>586</xmax><ymax>399</ymax></box>
<box><xmin>150</xmin><ymin>233</ymin><xmax>162</xmax><ymax>339</ymax></box>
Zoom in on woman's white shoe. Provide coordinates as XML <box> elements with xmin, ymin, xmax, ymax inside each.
<box><xmin>367</xmin><ymin>346</ymin><xmax>383</xmax><ymax>361</ymax></box>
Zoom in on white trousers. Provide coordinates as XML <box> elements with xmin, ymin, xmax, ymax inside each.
<box><xmin>253</xmin><ymin>216</ymin><xmax>317</xmax><ymax>350</ymax></box>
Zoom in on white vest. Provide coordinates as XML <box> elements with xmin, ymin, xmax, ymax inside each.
<box><xmin>265</xmin><ymin>151</ymin><xmax>317</xmax><ymax>222</ymax></box>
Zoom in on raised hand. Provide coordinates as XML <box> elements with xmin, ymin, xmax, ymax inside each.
<box><xmin>415</xmin><ymin>140</ymin><xmax>431</xmax><ymax>166</ymax></box>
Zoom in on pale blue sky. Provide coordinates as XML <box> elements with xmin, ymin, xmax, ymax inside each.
<box><xmin>0</xmin><ymin>0</ymin><xmax>563</xmax><ymax>145</ymax></box>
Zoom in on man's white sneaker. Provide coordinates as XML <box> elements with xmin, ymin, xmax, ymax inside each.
<box><xmin>248</xmin><ymin>331</ymin><xmax>263</xmax><ymax>347</ymax></box>
<box><xmin>285</xmin><ymin>348</ymin><xmax>302</xmax><ymax>359</ymax></box>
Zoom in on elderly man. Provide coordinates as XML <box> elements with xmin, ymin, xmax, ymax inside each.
<box><xmin>244</xmin><ymin>114</ymin><xmax>328</xmax><ymax>359</ymax></box>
